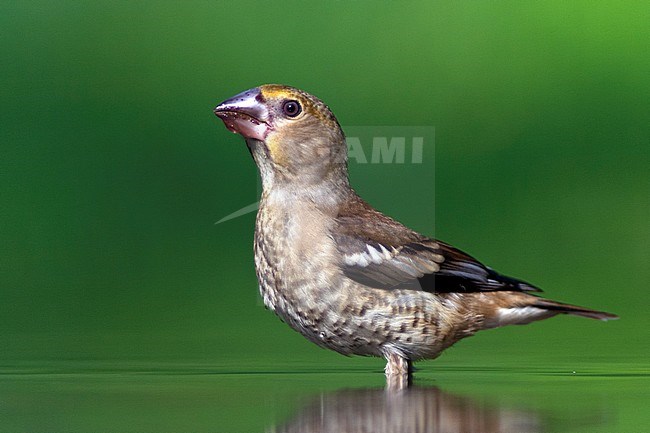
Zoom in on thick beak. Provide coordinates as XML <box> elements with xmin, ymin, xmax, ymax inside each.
<box><xmin>214</xmin><ymin>87</ymin><xmax>271</xmax><ymax>141</ymax></box>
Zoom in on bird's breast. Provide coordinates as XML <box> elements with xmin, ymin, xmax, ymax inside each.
<box><xmin>253</xmin><ymin>197</ymin><xmax>342</xmax><ymax>338</ymax></box>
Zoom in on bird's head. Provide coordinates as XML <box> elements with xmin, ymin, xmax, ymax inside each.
<box><xmin>214</xmin><ymin>85</ymin><xmax>348</xmax><ymax>188</ymax></box>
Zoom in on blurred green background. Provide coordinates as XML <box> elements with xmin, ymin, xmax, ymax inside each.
<box><xmin>1</xmin><ymin>1</ymin><xmax>649</xmax><ymax>431</ymax></box>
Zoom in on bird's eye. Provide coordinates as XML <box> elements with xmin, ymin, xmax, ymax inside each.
<box><xmin>282</xmin><ymin>100</ymin><xmax>302</xmax><ymax>117</ymax></box>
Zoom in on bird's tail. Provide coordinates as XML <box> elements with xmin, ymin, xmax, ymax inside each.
<box><xmin>482</xmin><ymin>293</ymin><xmax>618</xmax><ymax>329</ymax></box>
<box><xmin>531</xmin><ymin>299</ymin><xmax>619</xmax><ymax>321</ymax></box>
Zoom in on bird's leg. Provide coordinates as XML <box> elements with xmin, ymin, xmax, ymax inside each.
<box><xmin>384</xmin><ymin>352</ymin><xmax>412</xmax><ymax>390</ymax></box>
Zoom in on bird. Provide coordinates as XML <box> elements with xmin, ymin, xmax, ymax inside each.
<box><xmin>213</xmin><ymin>84</ymin><xmax>618</xmax><ymax>389</ymax></box>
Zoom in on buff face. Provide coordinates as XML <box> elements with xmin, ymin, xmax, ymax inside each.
<box><xmin>215</xmin><ymin>85</ymin><xmax>347</xmax><ymax>182</ymax></box>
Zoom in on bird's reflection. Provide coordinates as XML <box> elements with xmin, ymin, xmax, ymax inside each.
<box><xmin>269</xmin><ymin>386</ymin><xmax>542</xmax><ymax>433</ymax></box>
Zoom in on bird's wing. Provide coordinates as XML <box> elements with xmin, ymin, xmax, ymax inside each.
<box><xmin>333</xmin><ymin>196</ymin><xmax>541</xmax><ymax>293</ymax></box>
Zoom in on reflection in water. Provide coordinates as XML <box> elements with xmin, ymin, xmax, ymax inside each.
<box><xmin>269</xmin><ymin>387</ymin><xmax>542</xmax><ymax>433</ymax></box>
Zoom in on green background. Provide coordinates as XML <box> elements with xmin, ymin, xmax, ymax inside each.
<box><xmin>1</xmin><ymin>1</ymin><xmax>648</xmax><ymax>432</ymax></box>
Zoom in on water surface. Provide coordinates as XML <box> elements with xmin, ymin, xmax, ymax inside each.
<box><xmin>1</xmin><ymin>361</ymin><xmax>646</xmax><ymax>432</ymax></box>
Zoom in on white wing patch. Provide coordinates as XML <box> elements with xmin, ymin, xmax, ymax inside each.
<box><xmin>343</xmin><ymin>244</ymin><xmax>395</xmax><ymax>267</ymax></box>
<box><xmin>343</xmin><ymin>252</ymin><xmax>371</xmax><ymax>267</ymax></box>
<box><xmin>341</xmin><ymin>241</ymin><xmax>443</xmax><ymax>288</ymax></box>
<box><xmin>368</xmin><ymin>244</ymin><xmax>392</xmax><ymax>263</ymax></box>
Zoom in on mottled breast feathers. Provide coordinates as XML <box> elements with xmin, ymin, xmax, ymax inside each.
<box><xmin>333</xmin><ymin>195</ymin><xmax>542</xmax><ymax>294</ymax></box>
